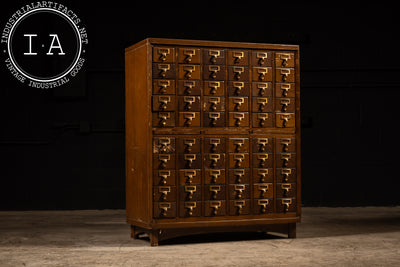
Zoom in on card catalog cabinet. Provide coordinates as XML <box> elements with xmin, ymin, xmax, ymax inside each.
<box><xmin>125</xmin><ymin>38</ymin><xmax>301</xmax><ymax>246</ymax></box>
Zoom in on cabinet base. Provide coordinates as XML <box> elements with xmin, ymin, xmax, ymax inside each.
<box><xmin>130</xmin><ymin>223</ymin><xmax>297</xmax><ymax>246</ymax></box>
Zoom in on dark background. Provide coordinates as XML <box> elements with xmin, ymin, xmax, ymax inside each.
<box><xmin>1</xmin><ymin>1</ymin><xmax>399</xmax><ymax>210</ymax></box>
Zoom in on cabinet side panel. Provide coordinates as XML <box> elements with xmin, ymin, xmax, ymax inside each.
<box><xmin>125</xmin><ymin>43</ymin><xmax>151</xmax><ymax>225</ymax></box>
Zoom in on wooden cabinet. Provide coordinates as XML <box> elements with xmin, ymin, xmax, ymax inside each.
<box><xmin>125</xmin><ymin>38</ymin><xmax>301</xmax><ymax>246</ymax></box>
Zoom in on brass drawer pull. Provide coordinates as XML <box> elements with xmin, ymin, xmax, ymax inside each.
<box><xmin>184</xmin><ymin>154</ymin><xmax>196</xmax><ymax>168</ymax></box>
<box><xmin>210</xmin><ymin>185</ymin><xmax>221</xmax><ymax>199</ymax></box>
<box><xmin>208</xmin><ymin>97</ymin><xmax>220</xmax><ymax>111</ymax></box>
<box><xmin>157</xmin><ymin>48</ymin><xmax>170</xmax><ymax>62</ymax></box>
<box><xmin>233</xmin><ymin>154</ymin><xmax>245</xmax><ymax>168</ymax></box>
<box><xmin>281</xmin><ymin>138</ymin><xmax>292</xmax><ymax>152</ymax></box>
<box><xmin>280</xmin><ymin>83</ymin><xmax>291</xmax><ymax>96</ymax></box>
<box><xmin>158</xmin><ymin>170</ymin><xmax>170</xmax><ymax>185</ymax></box>
<box><xmin>233</xmin><ymin>138</ymin><xmax>245</xmax><ymax>152</ymax></box>
<box><xmin>183</xmin><ymin>138</ymin><xmax>196</xmax><ymax>152</ymax></box>
<box><xmin>233</xmin><ymin>51</ymin><xmax>244</xmax><ymax>63</ymax></box>
<box><xmin>257</xmin><ymin>98</ymin><xmax>268</xmax><ymax>111</ymax></box>
<box><xmin>257</xmin><ymin>169</ymin><xmax>268</xmax><ymax>182</ymax></box>
<box><xmin>234</xmin><ymin>184</ymin><xmax>245</xmax><ymax>199</ymax></box>
<box><xmin>158</xmin><ymin>154</ymin><xmax>170</xmax><ymax>169</ymax></box>
<box><xmin>159</xmin><ymin>186</ymin><xmax>171</xmax><ymax>201</ymax></box>
<box><xmin>257</xmin><ymin>83</ymin><xmax>268</xmax><ymax>96</ymax></box>
<box><xmin>208</xmin><ymin>81</ymin><xmax>220</xmax><ymax>95</ymax></box>
<box><xmin>158</xmin><ymin>64</ymin><xmax>170</xmax><ymax>78</ymax></box>
<box><xmin>158</xmin><ymin>96</ymin><xmax>171</xmax><ymax>110</ymax></box>
<box><xmin>158</xmin><ymin>80</ymin><xmax>170</xmax><ymax>94</ymax></box>
<box><xmin>282</xmin><ymin>198</ymin><xmax>292</xmax><ymax>212</ymax></box>
<box><xmin>281</xmin><ymin>153</ymin><xmax>292</xmax><ymax>167</ymax></box>
<box><xmin>233</xmin><ymin>97</ymin><xmax>244</xmax><ymax>111</ymax></box>
<box><xmin>257</xmin><ymin>67</ymin><xmax>268</xmax><ymax>80</ymax></box>
<box><xmin>234</xmin><ymin>169</ymin><xmax>245</xmax><ymax>183</ymax></box>
<box><xmin>280</xmin><ymin>114</ymin><xmax>291</xmax><ymax>127</ymax></box>
<box><xmin>257</xmin><ymin>113</ymin><xmax>268</xmax><ymax>127</ymax></box>
<box><xmin>185</xmin><ymin>185</ymin><xmax>197</xmax><ymax>200</ymax></box>
<box><xmin>210</xmin><ymin>170</ymin><xmax>221</xmax><ymax>183</ymax></box>
<box><xmin>257</xmin><ymin>154</ymin><xmax>268</xmax><ymax>167</ymax></box>
<box><xmin>183</xmin><ymin>65</ymin><xmax>195</xmax><ymax>79</ymax></box>
<box><xmin>159</xmin><ymin>137</ymin><xmax>171</xmax><ymax>152</ymax></box>
<box><xmin>233</xmin><ymin>66</ymin><xmax>244</xmax><ymax>80</ymax></box>
<box><xmin>258</xmin><ymin>184</ymin><xmax>269</xmax><ymax>197</ymax></box>
<box><xmin>209</xmin><ymin>112</ymin><xmax>220</xmax><ymax>127</ymax></box>
<box><xmin>280</xmin><ymin>68</ymin><xmax>291</xmax><ymax>81</ymax></box>
<box><xmin>280</xmin><ymin>53</ymin><xmax>291</xmax><ymax>67</ymax></box>
<box><xmin>258</xmin><ymin>199</ymin><xmax>269</xmax><ymax>213</ymax></box>
<box><xmin>234</xmin><ymin>200</ymin><xmax>245</xmax><ymax>215</ymax></box>
<box><xmin>184</xmin><ymin>170</ymin><xmax>196</xmax><ymax>184</ymax></box>
<box><xmin>233</xmin><ymin>82</ymin><xmax>244</xmax><ymax>96</ymax></box>
<box><xmin>280</xmin><ymin>98</ymin><xmax>291</xmax><ymax>112</ymax></box>
<box><xmin>209</xmin><ymin>50</ymin><xmax>221</xmax><ymax>64</ymax></box>
<box><xmin>281</xmin><ymin>183</ymin><xmax>292</xmax><ymax>195</ymax></box>
<box><xmin>209</xmin><ymin>65</ymin><xmax>220</xmax><ymax>79</ymax></box>
<box><xmin>184</xmin><ymin>202</ymin><xmax>196</xmax><ymax>216</ymax></box>
<box><xmin>158</xmin><ymin>112</ymin><xmax>170</xmax><ymax>127</ymax></box>
<box><xmin>209</xmin><ymin>153</ymin><xmax>220</xmax><ymax>168</ymax></box>
<box><xmin>210</xmin><ymin>201</ymin><xmax>221</xmax><ymax>215</ymax></box>
<box><xmin>184</xmin><ymin>96</ymin><xmax>195</xmax><ymax>111</ymax></box>
<box><xmin>209</xmin><ymin>138</ymin><xmax>220</xmax><ymax>152</ymax></box>
<box><xmin>282</xmin><ymin>168</ymin><xmax>292</xmax><ymax>182</ymax></box>
<box><xmin>257</xmin><ymin>138</ymin><xmax>268</xmax><ymax>152</ymax></box>
<box><xmin>183</xmin><ymin>49</ymin><xmax>196</xmax><ymax>63</ymax></box>
<box><xmin>183</xmin><ymin>112</ymin><xmax>196</xmax><ymax>126</ymax></box>
<box><xmin>183</xmin><ymin>81</ymin><xmax>195</xmax><ymax>95</ymax></box>
<box><xmin>159</xmin><ymin>202</ymin><xmax>171</xmax><ymax>216</ymax></box>
<box><xmin>233</xmin><ymin>113</ymin><xmax>245</xmax><ymax>126</ymax></box>
<box><xmin>256</xmin><ymin>52</ymin><xmax>268</xmax><ymax>65</ymax></box>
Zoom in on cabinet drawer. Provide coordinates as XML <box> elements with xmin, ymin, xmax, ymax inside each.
<box><xmin>275</xmin><ymin>52</ymin><xmax>295</xmax><ymax>68</ymax></box>
<box><xmin>251</xmin><ymin>51</ymin><xmax>272</xmax><ymax>66</ymax></box>
<box><xmin>204</xmin><ymin>96</ymin><xmax>225</xmax><ymax>112</ymax></box>
<box><xmin>252</xmin><ymin>97</ymin><xmax>273</xmax><ymax>113</ymax></box>
<box><xmin>204</xmin><ymin>169</ymin><xmax>226</xmax><ymax>184</ymax></box>
<box><xmin>153</xmin><ymin>47</ymin><xmax>175</xmax><ymax>63</ymax></box>
<box><xmin>178</xmin><ymin>96</ymin><xmax>201</xmax><ymax>111</ymax></box>
<box><xmin>203</xmin><ymin>65</ymin><xmax>226</xmax><ymax>80</ymax></box>
<box><xmin>228</xmin><ymin>50</ymin><xmax>249</xmax><ymax>65</ymax></box>
<box><xmin>153</xmin><ymin>137</ymin><xmax>175</xmax><ymax>154</ymax></box>
<box><xmin>204</xmin><ymin>112</ymin><xmax>225</xmax><ymax>127</ymax></box>
<box><xmin>276</xmin><ymin>83</ymin><xmax>295</xmax><ymax>98</ymax></box>
<box><xmin>178</xmin><ymin>64</ymin><xmax>201</xmax><ymax>80</ymax></box>
<box><xmin>177</xmin><ymin>153</ymin><xmax>202</xmax><ymax>169</ymax></box>
<box><xmin>203</xmin><ymin>49</ymin><xmax>225</xmax><ymax>65</ymax></box>
<box><xmin>178</xmin><ymin>112</ymin><xmax>201</xmax><ymax>127</ymax></box>
<box><xmin>275</xmin><ymin>113</ymin><xmax>295</xmax><ymax>128</ymax></box>
<box><xmin>204</xmin><ymin>153</ymin><xmax>226</xmax><ymax>169</ymax></box>
<box><xmin>204</xmin><ymin>81</ymin><xmax>225</xmax><ymax>96</ymax></box>
<box><xmin>228</xmin><ymin>168</ymin><xmax>250</xmax><ymax>184</ymax></box>
<box><xmin>252</xmin><ymin>137</ymin><xmax>273</xmax><ymax>153</ymax></box>
<box><xmin>229</xmin><ymin>200</ymin><xmax>250</xmax><ymax>216</ymax></box>
<box><xmin>176</xmin><ymin>137</ymin><xmax>201</xmax><ymax>154</ymax></box>
<box><xmin>276</xmin><ymin>137</ymin><xmax>296</xmax><ymax>153</ymax></box>
<box><xmin>276</xmin><ymin>168</ymin><xmax>296</xmax><ymax>183</ymax></box>
<box><xmin>252</xmin><ymin>168</ymin><xmax>274</xmax><ymax>183</ymax></box>
<box><xmin>204</xmin><ymin>200</ymin><xmax>226</xmax><ymax>216</ymax></box>
<box><xmin>204</xmin><ymin>185</ymin><xmax>226</xmax><ymax>200</ymax></box>
<box><xmin>275</xmin><ymin>68</ymin><xmax>295</xmax><ymax>83</ymax></box>
<box><xmin>153</xmin><ymin>186</ymin><xmax>176</xmax><ymax>202</ymax></box>
<box><xmin>252</xmin><ymin>82</ymin><xmax>272</xmax><ymax>97</ymax></box>
<box><xmin>228</xmin><ymin>138</ymin><xmax>249</xmax><ymax>153</ymax></box>
<box><xmin>228</xmin><ymin>112</ymin><xmax>249</xmax><ymax>127</ymax></box>
<box><xmin>253</xmin><ymin>199</ymin><xmax>273</xmax><ymax>214</ymax></box>
<box><xmin>229</xmin><ymin>184</ymin><xmax>250</xmax><ymax>200</ymax></box>
<box><xmin>152</xmin><ymin>112</ymin><xmax>175</xmax><ymax>128</ymax></box>
<box><xmin>178</xmin><ymin>48</ymin><xmax>201</xmax><ymax>64</ymax></box>
<box><xmin>152</xmin><ymin>95</ymin><xmax>176</xmax><ymax>111</ymax></box>
<box><xmin>152</xmin><ymin>154</ymin><xmax>176</xmax><ymax>169</ymax></box>
<box><xmin>228</xmin><ymin>66</ymin><xmax>249</xmax><ymax>81</ymax></box>
<box><xmin>179</xmin><ymin>169</ymin><xmax>202</xmax><ymax>185</ymax></box>
<box><xmin>228</xmin><ymin>153</ymin><xmax>249</xmax><ymax>168</ymax></box>
<box><xmin>153</xmin><ymin>79</ymin><xmax>175</xmax><ymax>95</ymax></box>
<box><xmin>252</xmin><ymin>113</ymin><xmax>273</xmax><ymax>128</ymax></box>
<box><xmin>179</xmin><ymin>185</ymin><xmax>202</xmax><ymax>201</ymax></box>
<box><xmin>227</xmin><ymin>82</ymin><xmax>250</xmax><ymax>96</ymax></box>
<box><xmin>204</xmin><ymin>138</ymin><xmax>226</xmax><ymax>153</ymax></box>
<box><xmin>177</xmin><ymin>80</ymin><xmax>201</xmax><ymax>95</ymax></box>
<box><xmin>252</xmin><ymin>67</ymin><xmax>272</xmax><ymax>82</ymax></box>
<box><xmin>277</xmin><ymin>198</ymin><xmax>297</xmax><ymax>213</ymax></box>
<box><xmin>275</xmin><ymin>98</ymin><xmax>295</xmax><ymax>113</ymax></box>
<box><xmin>252</xmin><ymin>153</ymin><xmax>273</xmax><ymax>168</ymax></box>
<box><xmin>154</xmin><ymin>202</ymin><xmax>177</xmax><ymax>218</ymax></box>
<box><xmin>179</xmin><ymin>201</ymin><xmax>202</xmax><ymax>217</ymax></box>
<box><xmin>152</xmin><ymin>63</ymin><xmax>176</xmax><ymax>79</ymax></box>
<box><xmin>228</xmin><ymin>97</ymin><xmax>249</xmax><ymax>112</ymax></box>
<box><xmin>253</xmin><ymin>183</ymin><xmax>274</xmax><ymax>199</ymax></box>
<box><xmin>153</xmin><ymin>170</ymin><xmax>176</xmax><ymax>186</ymax></box>
<box><xmin>276</xmin><ymin>153</ymin><xmax>296</xmax><ymax>168</ymax></box>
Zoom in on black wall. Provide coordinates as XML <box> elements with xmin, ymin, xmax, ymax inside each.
<box><xmin>1</xmin><ymin>1</ymin><xmax>399</xmax><ymax>210</ymax></box>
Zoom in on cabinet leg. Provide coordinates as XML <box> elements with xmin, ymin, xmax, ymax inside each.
<box><xmin>130</xmin><ymin>225</ymin><xmax>137</xmax><ymax>239</ymax></box>
<box><xmin>150</xmin><ymin>230</ymin><xmax>159</xmax><ymax>246</ymax></box>
<box><xmin>288</xmin><ymin>223</ymin><xmax>296</xmax><ymax>238</ymax></box>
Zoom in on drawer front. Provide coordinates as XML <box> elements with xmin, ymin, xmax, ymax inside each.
<box><xmin>275</xmin><ymin>68</ymin><xmax>295</xmax><ymax>83</ymax></box>
<box><xmin>252</xmin><ymin>153</ymin><xmax>273</xmax><ymax>168</ymax></box>
<box><xmin>178</xmin><ymin>112</ymin><xmax>201</xmax><ymax>127</ymax></box>
<box><xmin>228</xmin><ymin>112</ymin><xmax>249</xmax><ymax>127</ymax></box>
<box><xmin>227</xmin><ymin>50</ymin><xmax>249</xmax><ymax>65</ymax></box>
<box><xmin>252</xmin><ymin>168</ymin><xmax>274</xmax><ymax>183</ymax></box>
<box><xmin>153</xmin><ymin>170</ymin><xmax>176</xmax><ymax>186</ymax></box>
<box><xmin>228</xmin><ymin>97</ymin><xmax>249</xmax><ymax>112</ymax></box>
<box><xmin>276</xmin><ymin>168</ymin><xmax>296</xmax><ymax>183</ymax></box>
<box><xmin>204</xmin><ymin>96</ymin><xmax>225</xmax><ymax>112</ymax></box>
<box><xmin>252</xmin><ymin>82</ymin><xmax>272</xmax><ymax>97</ymax></box>
<box><xmin>204</xmin><ymin>81</ymin><xmax>225</xmax><ymax>96</ymax></box>
<box><xmin>179</xmin><ymin>169</ymin><xmax>201</xmax><ymax>185</ymax></box>
<box><xmin>153</xmin><ymin>137</ymin><xmax>176</xmax><ymax>154</ymax></box>
<box><xmin>152</xmin><ymin>154</ymin><xmax>176</xmax><ymax>170</ymax></box>
<box><xmin>277</xmin><ymin>198</ymin><xmax>297</xmax><ymax>213</ymax></box>
<box><xmin>228</xmin><ymin>66</ymin><xmax>249</xmax><ymax>81</ymax></box>
<box><xmin>227</xmin><ymin>82</ymin><xmax>250</xmax><ymax>96</ymax></box>
<box><xmin>204</xmin><ymin>138</ymin><xmax>226</xmax><ymax>153</ymax></box>
<box><xmin>178</xmin><ymin>64</ymin><xmax>201</xmax><ymax>80</ymax></box>
<box><xmin>152</xmin><ymin>112</ymin><xmax>175</xmax><ymax>128</ymax></box>
<box><xmin>153</xmin><ymin>79</ymin><xmax>175</xmax><ymax>95</ymax></box>
<box><xmin>204</xmin><ymin>169</ymin><xmax>226</xmax><ymax>184</ymax></box>
<box><xmin>179</xmin><ymin>201</ymin><xmax>202</xmax><ymax>217</ymax></box>
<box><xmin>276</xmin><ymin>153</ymin><xmax>297</xmax><ymax>168</ymax></box>
<box><xmin>178</xmin><ymin>96</ymin><xmax>201</xmax><ymax>111</ymax></box>
<box><xmin>176</xmin><ymin>137</ymin><xmax>201</xmax><ymax>153</ymax></box>
<box><xmin>228</xmin><ymin>153</ymin><xmax>250</xmax><ymax>168</ymax></box>
<box><xmin>253</xmin><ymin>199</ymin><xmax>273</xmax><ymax>214</ymax></box>
<box><xmin>252</xmin><ymin>137</ymin><xmax>274</xmax><ymax>153</ymax></box>
<box><xmin>177</xmin><ymin>80</ymin><xmax>201</xmax><ymax>95</ymax></box>
<box><xmin>251</xmin><ymin>51</ymin><xmax>272</xmax><ymax>66</ymax></box>
<box><xmin>252</xmin><ymin>97</ymin><xmax>273</xmax><ymax>113</ymax></box>
<box><xmin>204</xmin><ymin>200</ymin><xmax>226</xmax><ymax>216</ymax></box>
<box><xmin>204</xmin><ymin>112</ymin><xmax>226</xmax><ymax>127</ymax></box>
<box><xmin>275</xmin><ymin>113</ymin><xmax>295</xmax><ymax>128</ymax></box>
<box><xmin>179</xmin><ymin>185</ymin><xmax>202</xmax><ymax>201</ymax></box>
<box><xmin>229</xmin><ymin>200</ymin><xmax>251</xmax><ymax>216</ymax></box>
<box><xmin>153</xmin><ymin>186</ymin><xmax>176</xmax><ymax>202</ymax></box>
<box><xmin>252</xmin><ymin>67</ymin><xmax>272</xmax><ymax>82</ymax></box>
<box><xmin>276</xmin><ymin>137</ymin><xmax>296</xmax><ymax>153</ymax></box>
<box><xmin>276</xmin><ymin>83</ymin><xmax>295</xmax><ymax>98</ymax></box>
<box><xmin>253</xmin><ymin>183</ymin><xmax>274</xmax><ymax>199</ymax></box>
<box><xmin>228</xmin><ymin>138</ymin><xmax>249</xmax><ymax>153</ymax></box>
<box><xmin>252</xmin><ymin>113</ymin><xmax>273</xmax><ymax>128</ymax></box>
<box><xmin>204</xmin><ymin>153</ymin><xmax>226</xmax><ymax>169</ymax></box>
<box><xmin>204</xmin><ymin>185</ymin><xmax>226</xmax><ymax>200</ymax></box>
<box><xmin>178</xmin><ymin>48</ymin><xmax>201</xmax><ymax>64</ymax></box>
<box><xmin>153</xmin><ymin>47</ymin><xmax>175</xmax><ymax>63</ymax></box>
<box><xmin>228</xmin><ymin>168</ymin><xmax>250</xmax><ymax>184</ymax></box>
<box><xmin>152</xmin><ymin>63</ymin><xmax>176</xmax><ymax>79</ymax></box>
<box><xmin>154</xmin><ymin>202</ymin><xmax>177</xmax><ymax>218</ymax></box>
<box><xmin>275</xmin><ymin>98</ymin><xmax>295</xmax><ymax>113</ymax></box>
<box><xmin>177</xmin><ymin>153</ymin><xmax>202</xmax><ymax>169</ymax></box>
<box><xmin>229</xmin><ymin>184</ymin><xmax>250</xmax><ymax>200</ymax></box>
<box><xmin>275</xmin><ymin>52</ymin><xmax>295</xmax><ymax>68</ymax></box>
<box><xmin>152</xmin><ymin>95</ymin><xmax>176</xmax><ymax>111</ymax></box>
<box><xmin>203</xmin><ymin>65</ymin><xmax>226</xmax><ymax>80</ymax></box>
<box><xmin>203</xmin><ymin>49</ymin><xmax>225</xmax><ymax>65</ymax></box>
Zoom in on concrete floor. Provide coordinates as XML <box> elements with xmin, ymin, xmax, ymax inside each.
<box><xmin>0</xmin><ymin>207</ymin><xmax>399</xmax><ymax>266</ymax></box>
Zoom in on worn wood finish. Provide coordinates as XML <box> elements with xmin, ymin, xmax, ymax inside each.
<box><xmin>125</xmin><ymin>38</ymin><xmax>300</xmax><ymax>246</ymax></box>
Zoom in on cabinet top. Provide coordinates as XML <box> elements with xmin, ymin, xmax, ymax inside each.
<box><xmin>125</xmin><ymin>38</ymin><xmax>299</xmax><ymax>53</ymax></box>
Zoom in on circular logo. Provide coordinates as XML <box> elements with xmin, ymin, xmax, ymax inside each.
<box><xmin>2</xmin><ymin>2</ymin><xmax>88</xmax><ymax>88</ymax></box>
